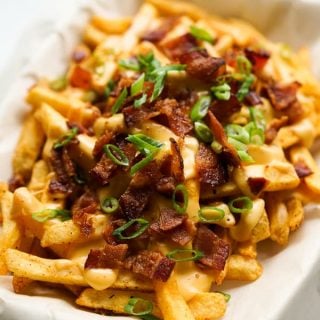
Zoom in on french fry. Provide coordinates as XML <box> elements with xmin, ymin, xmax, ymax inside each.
<box><xmin>12</xmin><ymin>276</ymin><xmax>34</xmax><ymax>294</ymax></box>
<box><xmin>112</xmin><ymin>270</ymin><xmax>153</xmax><ymax>291</ymax></box>
<box><xmin>76</xmin><ymin>288</ymin><xmax>161</xmax><ymax>317</ymax></box>
<box><xmin>154</xmin><ymin>274</ymin><xmax>195</xmax><ymax>320</ymax></box>
<box><xmin>83</xmin><ymin>24</ymin><xmax>106</xmax><ymax>47</ymax></box>
<box><xmin>226</xmin><ymin>255</ymin><xmax>263</xmax><ymax>281</ymax></box>
<box><xmin>236</xmin><ymin>241</ymin><xmax>257</xmax><ymax>259</ymax></box>
<box><xmin>12</xmin><ymin>113</ymin><xmax>45</xmax><ymax>179</ymax></box>
<box><xmin>286</xmin><ymin>197</ymin><xmax>304</xmax><ymax>232</ymax></box>
<box><xmin>251</xmin><ymin>210</ymin><xmax>271</xmax><ymax>243</ymax></box>
<box><xmin>188</xmin><ymin>292</ymin><xmax>227</xmax><ymax>320</ymax></box>
<box><xmin>91</xmin><ymin>16</ymin><xmax>132</xmax><ymax>34</ymax></box>
<box><xmin>28</xmin><ymin>160</ymin><xmax>50</xmax><ymax>198</ymax></box>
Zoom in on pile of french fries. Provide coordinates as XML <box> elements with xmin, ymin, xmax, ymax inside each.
<box><xmin>1</xmin><ymin>0</ymin><xmax>320</xmax><ymax>319</ymax></box>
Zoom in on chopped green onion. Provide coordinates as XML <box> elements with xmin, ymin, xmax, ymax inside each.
<box><xmin>211</xmin><ymin>140</ymin><xmax>223</xmax><ymax>153</ymax></box>
<box><xmin>140</xmin><ymin>315</ymin><xmax>161</xmax><ymax>320</ymax></box>
<box><xmin>101</xmin><ymin>197</ymin><xmax>119</xmax><ymax>214</ymax></box>
<box><xmin>131</xmin><ymin>73</ymin><xmax>145</xmax><ymax>96</ymax></box>
<box><xmin>124</xmin><ymin>297</ymin><xmax>154</xmax><ymax>317</ymax></box>
<box><xmin>138</xmin><ymin>52</ymin><xmax>160</xmax><ymax>73</ymax></box>
<box><xmin>190</xmin><ymin>95</ymin><xmax>212</xmax><ymax>122</ymax></box>
<box><xmin>126</xmin><ymin>134</ymin><xmax>163</xmax><ymax>155</ymax></box>
<box><xmin>166</xmin><ymin>249</ymin><xmax>204</xmax><ymax>262</ymax></box>
<box><xmin>249</xmin><ymin>107</ymin><xmax>266</xmax><ymax>130</ymax></box>
<box><xmin>82</xmin><ymin>90</ymin><xmax>97</xmax><ymax>102</ymax></box>
<box><xmin>53</xmin><ymin>127</ymin><xmax>78</xmax><ymax>149</ymax></box>
<box><xmin>118</xmin><ymin>58</ymin><xmax>140</xmax><ymax>71</ymax></box>
<box><xmin>248</xmin><ymin>126</ymin><xmax>264</xmax><ymax>145</ymax></box>
<box><xmin>32</xmin><ymin>209</ymin><xmax>71</xmax><ymax>223</ymax></box>
<box><xmin>211</xmin><ymin>83</ymin><xmax>231</xmax><ymax>101</ymax></box>
<box><xmin>215</xmin><ymin>291</ymin><xmax>231</xmax><ymax>302</ymax></box>
<box><xmin>199</xmin><ymin>206</ymin><xmax>225</xmax><ymax>223</ymax></box>
<box><xmin>103</xmin><ymin>144</ymin><xmax>129</xmax><ymax>166</ymax></box>
<box><xmin>237</xmin><ymin>150</ymin><xmax>254</xmax><ymax>163</ymax></box>
<box><xmin>130</xmin><ymin>151</ymin><xmax>156</xmax><ymax>175</ymax></box>
<box><xmin>172</xmin><ymin>184</ymin><xmax>188</xmax><ymax>214</ymax></box>
<box><xmin>111</xmin><ymin>88</ymin><xmax>128</xmax><ymax>114</ymax></box>
<box><xmin>154</xmin><ymin>64</ymin><xmax>186</xmax><ymax>73</ymax></box>
<box><xmin>225</xmin><ymin>124</ymin><xmax>250</xmax><ymax>144</ymax></box>
<box><xmin>104</xmin><ymin>80</ymin><xmax>115</xmax><ymax>98</ymax></box>
<box><xmin>228</xmin><ymin>196</ymin><xmax>253</xmax><ymax>214</ymax></box>
<box><xmin>236</xmin><ymin>74</ymin><xmax>255</xmax><ymax>101</ymax></box>
<box><xmin>150</xmin><ymin>70</ymin><xmax>166</xmax><ymax>101</ymax></box>
<box><xmin>190</xmin><ymin>25</ymin><xmax>214</xmax><ymax>43</ymax></box>
<box><xmin>112</xmin><ymin>218</ymin><xmax>149</xmax><ymax>240</ymax></box>
<box><xmin>227</xmin><ymin>137</ymin><xmax>247</xmax><ymax>151</ymax></box>
<box><xmin>49</xmin><ymin>76</ymin><xmax>67</xmax><ymax>91</ymax></box>
<box><xmin>236</xmin><ymin>55</ymin><xmax>252</xmax><ymax>75</ymax></box>
<box><xmin>194</xmin><ymin>121</ymin><xmax>213</xmax><ymax>143</ymax></box>
<box><xmin>134</xmin><ymin>93</ymin><xmax>148</xmax><ymax>108</ymax></box>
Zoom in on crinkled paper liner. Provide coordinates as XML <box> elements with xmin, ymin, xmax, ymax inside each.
<box><xmin>1</xmin><ymin>0</ymin><xmax>320</xmax><ymax>319</ymax></box>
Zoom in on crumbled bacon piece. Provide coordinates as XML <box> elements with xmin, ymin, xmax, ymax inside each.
<box><xmin>124</xmin><ymin>250</ymin><xmax>175</xmax><ymax>282</ymax></box>
<box><xmin>158</xmin><ymin>208</ymin><xmax>185</xmax><ymax>231</ymax></box>
<box><xmin>92</xmin><ymin>131</ymin><xmax>114</xmax><ymax>158</ymax></box>
<box><xmin>244</xmin><ymin>91</ymin><xmax>262</xmax><ymax>106</ymax></box>
<box><xmin>69</xmin><ymin>65</ymin><xmax>92</xmax><ymax>89</ymax></box>
<box><xmin>245</xmin><ymin>48</ymin><xmax>270</xmax><ymax>71</ymax></box>
<box><xmin>265</xmin><ymin>116</ymin><xmax>288</xmax><ymax>144</ymax></box>
<box><xmin>122</xmin><ymin>105</ymin><xmax>158</xmax><ymax>128</ymax></box>
<box><xmin>179</xmin><ymin>49</ymin><xmax>226</xmax><ymax>82</ymax></box>
<box><xmin>207</xmin><ymin>111</ymin><xmax>240</xmax><ymax>166</ymax></box>
<box><xmin>8</xmin><ymin>174</ymin><xmax>25</xmax><ymax>192</ymax></box>
<box><xmin>156</xmin><ymin>176</ymin><xmax>176</xmax><ymax>195</ymax></box>
<box><xmin>193</xmin><ymin>225</ymin><xmax>230</xmax><ymax>270</ymax></box>
<box><xmin>84</xmin><ymin>243</ymin><xmax>128</xmax><ymax>269</ymax></box>
<box><xmin>155</xmin><ymin>98</ymin><xmax>193</xmax><ymax>137</ymax></box>
<box><xmin>294</xmin><ymin>162</ymin><xmax>313</xmax><ymax>178</ymax></box>
<box><xmin>196</xmin><ymin>143</ymin><xmax>228</xmax><ymax>190</ymax></box>
<box><xmin>119</xmin><ymin>187</ymin><xmax>151</xmax><ymax>219</ymax></box>
<box><xmin>89</xmin><ymin>154</ymin><xmax>117</xmax><ymax>186</ymax></box>
<box><xmin>210</xmin><ymin>94</ymin><xmax>241</xmax><ymax>124</ymax></box>
<box><xmin>130</xmin><ymin>161</ymin><xmax>162</xmax><ymax>189</ymax></box>
<box><xmin>72</xmin><ymin>190</ymin><xmax>99</xmax><ymax>236</ymax></box>
<box><xmin>248</xmin><ymin>177</ymin><xmax>268</xmax><ymax>195</ymax></box>
<box><xmin>170</xmin><ymin>138</ymin><xmax>184</xmax><ymax>182</ymax></box>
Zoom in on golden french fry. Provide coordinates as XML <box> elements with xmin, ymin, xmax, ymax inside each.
<box><xmin>12</xmin><ymin>114</ymin><xmax>45</xmax><ymax>179</ymax></box>
<box><xmin>250</xmin><ymin>210</ymin><xmax>271</xmax><ymax>243</ymax></box>
<box><xmin>83</xmin><ymin>24</ymin><xmax>107</xmax><ymax>47</ymax></box>
<box><xmin>91</xmin><ymin>16</ymin><xmax>132</xmax><ymax>34</ymax></box>
<box><xmin>226</xmin><ymin>255</ymin><xmax>263</xmax><ymax>281</ymax></box>
<box><xmin>236</xmin><ymin>241</ymin><xmax>257</xmax><ymax>259</ymax></box>
<box><xmin>188</xmin><ymin>292</ymin><xmax>227</xmax><ymax>320</ymax></box>
<box><xmin>265</xmin><ymin>193</ymin><xmax>290</xmax><ymax>245</ymax></box>
<box><xmin>154</xmin><ymin>274</ymin><xmax>195</xmax><ymax>320</ymax></box>
<box><xmin>286</xmin><ymin>197</ymin><xmax>304</xmax><ymax>232</ymax></box>
<box><xmin>28</xmin><ymin>160</ymin><xmax>50</xmax><ymax>198</ymax></box>
<box><xmin>76</xmin><ymin>288</ymin><xmax>161</xmax><ymax>317</ymax></box>
<box><xmin>0</xmin><ymin>182</ymin><xmax>8</xmax><ymax>223</ymax></box>
<box><xmin>12</xmin><ymin>276</ymin><xmax>34</xmax><ymax>294</ymax></box>
<box><xmin>112</xmin><ymin>270</ymin><xmax>153</xmax><ymax>291</ymax></box>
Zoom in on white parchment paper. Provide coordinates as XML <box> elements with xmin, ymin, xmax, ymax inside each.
<box><xmin>1</xmin><ymin>0</ymin><xmax>320</xmax><ymax>319</ymax></box>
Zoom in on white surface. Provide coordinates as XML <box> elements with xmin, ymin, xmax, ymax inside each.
<box><xmin>0</xmin><ymin>1</ymin><xmax>320</xmax><ymax>320</ymax></box>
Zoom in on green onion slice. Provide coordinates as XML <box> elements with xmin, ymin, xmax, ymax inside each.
<box><xmin>228</xmin><ymin>196</ymin><xmax>253</xmax><ymax>214</ymax></box>
<box><xmin>49</xmin><ymin>76</ymin><xmax>67</xmax><ymax>91</ymax></box>
<box><xmin>194</xmin><ymin>121</ymin><xmax>213</xmax><ymax>143</ymax></box>
<box><xmin>211</xmin><ymin>140</ymin><xmax>223</xmax><ymax>154</ymax></box>
<box><xmin>130</xmin><ymin>151</ymin><xmax>156</xmax><ymax>175</ymax></box>
<box><xmin>190</xmin><ymin>25</ymin><xmax>214</xmax><ymax>43</ymax></box>
<box><xmin>150</xmin><ymin>70</ymin><xmax>166</xmax><ymax>101</ymax></box>
<box><xmin>126</xmin><ymin>134</ymin><xmax>163</xmax><ymax>155</ymax></box>
<box><xmin>166</xmin><ymin>249</ymin><xmax>204</xmax><ymax>262</ymax></box>
<box><xmin>215</xmin><ymin>291</ymin><xmax>231</xmax><ymax>302</ymax></box>
<box><xmin>236</xmin><ymin>55</ymin><xmax>252</xmax><ymax>75</ymax></box>
<box><xmin>131</xmin><ymin>73</ymin><xmax>145</xmax><ymax>96</ymax></box>
<box><xmin>236</xmin><ymin>74</ymin><xmax>255</xmax><ymax>101</ymax></box>
<box><xmin>190</xmin><ymin>95</ymin><xmax>212</xmax><ymax>122</ymax></box>
<box><xmin>32</xmin><ymin>209</ymin><xmax>71</xmax><ymax>223</ymax></box>
<box><xmin>225</xmin><ymin>124</ymin><xmax>250</xmax><ymax>144</ymax></box>
<box><xmin>103</xmin><ymin>144</ymin><xmax>129</xmax><ymax>166</ymax></box>
<box><xmin>104</xmin><ymin>80</ymin><xmax>115</xmax><ymax>98</ymax></box>
<box><xmin>140</xmin><ymin>315</ymin><xmax>161</xmax><ymax>320</ymax></box>
<box><xmin>111</xmin><ymin>87</ymin><xmax>128</xmax><ymax>114</ymax></box>
<box><xmin>53</xmin><ymin>127</ymin><xmax>78</xmax><ymax>149</ymax></box>
<box><xmin>112</xmin><ymin>218</ymin><xmax>149</xmax><ymax>240</ymax></box>
<box><xmin>118</xmin><ymin>58</ymin><xmax>140</xmax><ymax>71</ymax></box>
<box><xmin>134</xmin><ymin>93</ymin><xmax>148</xmax><ymax>108</ymax></box>
<box><xmin>199</xmin><ymin>206</ymin><xmax>225</xmax><ymax>223</ymax></box>
<box><xmin>211</xmin><ymin>83</ymin><xmax>231</xmax><ymax>101</ymax></box>
<box><xmin>124</xmin><ymin>297</ymin><xmax>153</xmax><ymax>316</ymax></box>
<box><xmin>237</xmin><ymin>150</ymin><xmax>254</xmax><ymax>163</ymax></box>
<box><xmin>101</xmin><ymin>197</ymin><xmax>119</xmax><ymax>214</ymax></box>
<box><xmin>172</xmin><ymin>184</ymin><xmax>189</xmax><ymax>214</ymax></box>
<box><xmin>249</xmin><ymin>107</ymin><xmax>266</xmax><ymax>130</ymax></box>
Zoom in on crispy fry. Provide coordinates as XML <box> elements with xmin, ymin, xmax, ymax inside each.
<box><xmin>286</xmin><ymin>196</ymin><xmax>304</xmax><ymax>232</ymax></box>
<box><xmin>83</xmin><ymin>23</ymin><xmax>106</xmax><ymax>47</ymax></box>
<box><xmin>236</xmin><ymin>241</ymin><xmax>257</xmax><ymax>259</ymax></box>
<box><xmin>91</xmin><ymin>16</ymin><xmax>132</xmax><ymax>34</ymax></box>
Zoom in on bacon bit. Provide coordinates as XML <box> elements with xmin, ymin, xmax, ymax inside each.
<box><xmin>162</xmin><ymin>33</ymin><xmax>197</xmax><ymax>60</ymax></box>
<box><xmin>8</xmin><ymin>174</ymin><xmax>25</xmax><ymax>192</ymax></box>
<box><xmin>69</xmin><ymin>65</ymin><xmax>92</xmax><ymax>90</ymax></box>
<box><xmin>89</xmin><ymin>154</ymin><xmax>117</xmax><ymax>186</ymax></box>
<box><xmin>159</xmin><ymin>208</ymin><xmax>185</xmax><ymax>231</ymax></box>
<box><xmin>248</xmin><ymin>177</ymin><xmax>268</xmax><ymax>195</ymax></box>
<box><xmin>124</xmin><ymin>250</ymin><xmax>175</xmax><ymax>282</ymax></box>
<box><xmin>84</xmin><ymin>243</ymin><xmax>128</xmax><ymax>269</ymax></box>
<box><xmin>170</xmin><ymin>138</ymin><xmax>184</xmax><ymax>182</ymax></box>
<box><xmin>245</xmin><ymin>48</ymin><xmax>270</xmax><ymax>71</ymax></box>
<box><xmin>244</xmin><ymin>91</ymin><xmax>262</xmax><ymax>106</ymax></box>
<box><xmin>179</xmin><ymin>49</ymin><xmax>226</xmax><ymax>82</ymax></box>
<box><xmin>210</xmin><ymin>94</ymin><xmax>241</xmax><ymax>124</ymax></box>
<box><xmin>122</xmin><ymin>106</ymin><xmax>158</xmax><ymax>128</ymax></box>
<box><xmin>119</xmin><ymin>187</ymin><xmax>152</xmax><ymax>219</ymax></box>
<box><xmin>130</xmin><ymin>161</ymin><xmax>162</xmax><ymax>189</ymax></box>
<box><xmin>141</xmin><ymin>17</ymin><xmax>178</xmax><ymax>43</ymax></box>
<box><xmin>72</xmin><ymin>190</ymin><xmax>99</xmax><ymax>237</ymax></box>
<box><xmin>207</xmin><ymin>111</ymin><xmax>240</xmax><ymax>166</ymax></box>
<box><xmin>193</xmin><ymin>225</ymin><xmax>230</xmax><ymax>270</ymax></box>
<box><xmin>156</xmin><ymin>177</ymin><xmax>176</xmax><ymax>195</ymax></box>
<box><xmin>72</xmin><ymin>44</ymin><xmax>90</xmax><ymax>63</ymax></box>
<box><xmin>265</xmin><ymin>116</ymin><xmax>288</xmax><ymax>144</ymax></box>
<box><xmin>155</xmin><ymin>98</ymin><xmax>193</xmax><ymax>137</ymax></box>
<box><xmin>196</xmin><ymin>143</ymin><xmax>228</xmax><ymax>190</ymax></box>
<box><xmin>283</xmin><ymin>100</ymin><xmax>304</xmax><ymax>124</ymax></box>
<box><xmin>294</xmin><ymin>162</ymin><xmax>313</xmax><ymax>178</ymax></box>
<box><xmin>92</xmin><ymin>131</ymin><xmax>114</xmax><ymax>158</ymax></box>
